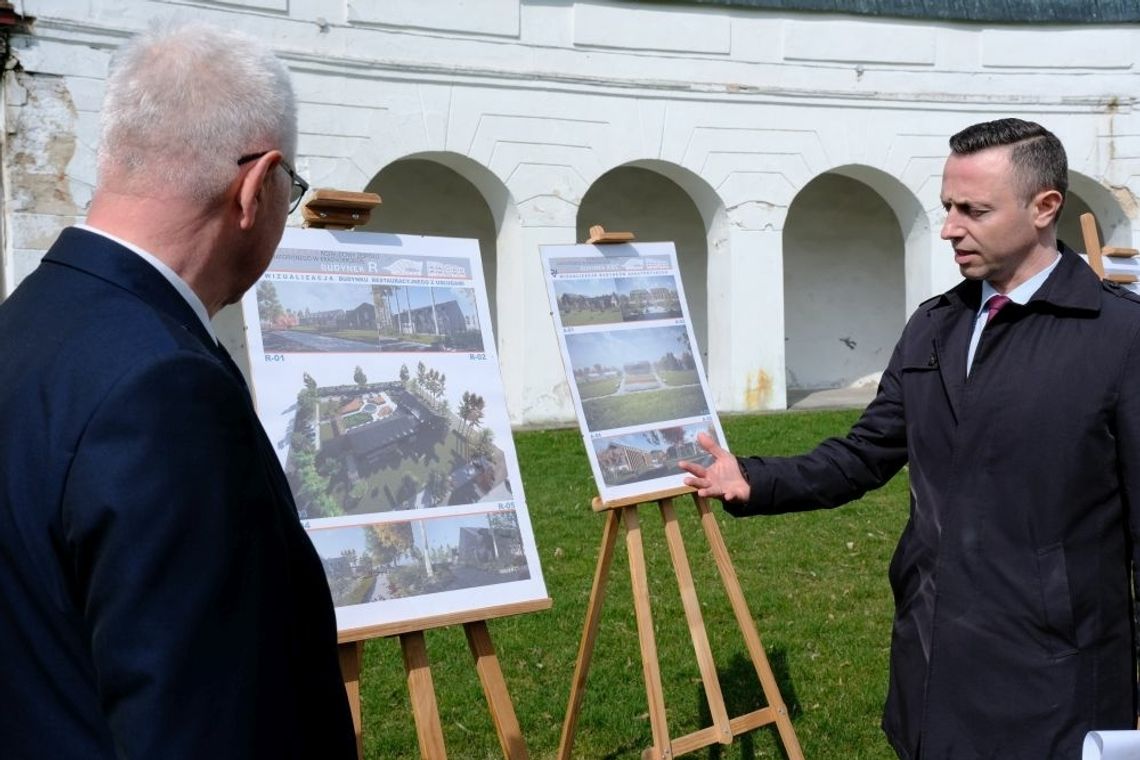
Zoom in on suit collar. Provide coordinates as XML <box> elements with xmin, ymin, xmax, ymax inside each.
<box><xmin>1026</xmin><ymin>241</ymin><xmax>1102</xmax><ymax>312</ymax></box>
<box><xmin>43</xmin><ymin>226</ymin><xmax>217</xmax><ymax>350</ymax></box>
<box><xmin>921</xmin><ymin>242</ymin><xmax>1098</xmax><ymax>422</ymax></box>
<box><xmin>927</xmin><ymin>242</ymin><xmax>1100</xmax><ymax>318</ymax></box>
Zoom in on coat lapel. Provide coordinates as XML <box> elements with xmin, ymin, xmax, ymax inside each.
<box><xmin>925</xmin><ymin>244</ymin><xmax>1098</xmax><ymax>425</ymax></box>
<box><xmin>45</xmin><ymin>227</ymin><xmax>295</xmax><ymax>512</ymax></box>
<box><xmin>930</xmin><ymin>283</ymin><xmax>980</xmax><ymax>424</ymax></box>
<box><xmin>42</xmin><ymin>227</ymin><xmax>217</xmax><ymax>351</ymax></box>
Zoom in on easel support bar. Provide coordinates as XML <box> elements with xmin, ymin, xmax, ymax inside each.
<box><xmin>557</xmin><ymin>509</ymin><xmax>622</xmax><ymax>760</ymax></box>
<box><xmin>697</xmin><ymin>497</ymin><xmax>804</xmax><ymax>757</ymax></box>
<box><xmin>658</xmin><ymin>499</ymin><xmax>732</xmax><ymax>744</ymax></box>
<box><xmin>465</xmin><ymin>621</ymin><xmax>530</xmax><ymax>759</ymax></box>
<box><xmin>664</xmin><ymin>707</ymin><xmax>778</xmax><ymax>757</ymax></box>
<box><xmin>402</xmin><ymin>631</ymin><xmax>448</xmax><ymax>759</ymax></box>
<box><xmin>338</xmin><ymin>641</ymin><xmax>365</xmax><ymax>760</ymax></box>
<box><xmin>625</xmin><ymin>507</ymin><xmax>673</xmax><ymax>759</ymax></box>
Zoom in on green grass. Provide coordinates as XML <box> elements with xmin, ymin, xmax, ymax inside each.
<box><xmin>342</xmin><ymin>411</ymin><xmax>374</xmax><ymax>429</ymax></box>
<box><xmin>576</xmin><ymin>376</ymin><xmax>622</xmax><ymax>400</ymax></box>
<box><xmin>331</xmin><ymin>329</ymin><xmax>383</xmax><ymax>343</ymax></box>
<box><xmin>659</xmin><ymin>368</ymin><xmax>700</xmax><ymax>387</ymax></box>
<box><xmin>560</xmin><ymin>308</ymin><xmax>623</xmax><ymax>326</ymax></box>
<box><xmin>582</xmin><ymin>385</ymin><xmax>709</xmax><ymax>429</ymax></box>
<box><xmin>358</xmin><ymin>409</ymin><xmax>907</xmax><ymax>759</ymax></box>
<box><xmin>289</xmin><ymin>325</ymin><xmax>379</xmax><ymax>345</ymax></box>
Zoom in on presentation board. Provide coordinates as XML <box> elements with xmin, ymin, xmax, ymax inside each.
<box><xmin>539</xmin><ymin>242</ymin><xmax>726</xmax><ymax>503</ymax></box>
<box><xmin>241</xmin><ymin>228</ymin><xmax>547</xmax><ymax>634</ymax></box>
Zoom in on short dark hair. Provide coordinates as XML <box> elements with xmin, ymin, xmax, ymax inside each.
<box><xmin>949</xmin><ymin>118</ymin><xmax>1068</xmax><ymax>207</ymax></box>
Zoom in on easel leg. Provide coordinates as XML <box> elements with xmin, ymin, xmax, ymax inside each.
<box><xmin>696</xmin><ymin>496</ymin><xmax>805</xmax><ymax>760</ymax></box>
<box><xmin>658</xmin><ymin>499</ymin><xmax>732</xmax><ymax>745</ymax></box>
<box><xmin>339</xmin><ymin>640</ymin><xmax>365</xmax><ymax>760</ymax></box>
<box><xmin>557</xmin><ymin>508</ymin><xmax>622</xmax><ymax>760</ymax></box>
<box><xmin>401</xmin><ymin>630</ymin><xmax>448</xmax><ymax>759</ymax></box>
<box><xmin>625</xmin><ymin>507</ymin><xmax>672</xmax><ymax>760</ymax></box>
<box><xmin>465</xmin><ymin>620</ymin><xmax>529</xmax><ymax>759</ymax></box>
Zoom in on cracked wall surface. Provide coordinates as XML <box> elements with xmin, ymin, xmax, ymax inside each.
<box><xmin>2</xmin><ymin>19</ymin><xmax>101</xmax><ymax>295</ymax></box>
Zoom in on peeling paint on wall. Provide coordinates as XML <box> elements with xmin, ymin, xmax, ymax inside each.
<box><xmin>743</xmin><ymin>369</ymin><xmax>773</xmax><ymax>410</ymax></box>
<box><xmin>1109</xmin><ymin>184</ymin><xmax>1137</xmax><ymax>219</ymax></box>
<box><xmin>6</xmin><ymin>70</ymin><xmax>79</xmax><ymax>221</ymax></box>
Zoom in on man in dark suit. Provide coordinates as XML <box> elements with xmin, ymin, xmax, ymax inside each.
<box><xmin>0</xmin><ymin>21</ymin><xmax>356</xmax><ymax>759</ymax></box>
<box><xmin>682</xmin><ymin>119</ymin><xmax>1140</xmax><ymax>758</ymax></box>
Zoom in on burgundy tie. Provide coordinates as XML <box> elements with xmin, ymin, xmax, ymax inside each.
<box><xmin>985</xmin><ymin>294</ymin><xmax>1011</xmax><ymax>324</ymax></box>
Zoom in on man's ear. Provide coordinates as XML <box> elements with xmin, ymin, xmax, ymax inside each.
<box><xmin>1032</xmin><ymin>188</ymin><xmax>1064</xmax><ymax>230</ymax></box>
<box><xmin>235</xmin><ymin>150</ymin><xmax>281</xmax><ymax>231</ymax></box>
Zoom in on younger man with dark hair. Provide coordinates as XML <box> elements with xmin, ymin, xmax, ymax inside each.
<box><xmin>683</xmin><ymin>118</ymin><xmax>1140</xmax><ymax>758</ymax></box>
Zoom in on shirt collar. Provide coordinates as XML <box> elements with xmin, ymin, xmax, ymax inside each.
<box><xmin>977</xmin><ymin>252</ymin><xmax>1062</xmax><ymax>316</ymax></box>
<box><xmin>75</xmin><ymin>223</ymin><xmax>217</xmax><ymax>342</ymax></box>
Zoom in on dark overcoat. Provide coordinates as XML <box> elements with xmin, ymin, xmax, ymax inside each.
<box><xmin>0</xmin><ymin>228</ymin><xmax>356</xmax><ymax>759</ymax></box>
<box><xmin>734</xmin><ymin>245</ymin><xmax>1140</xmax><ymax>759</ymax></box>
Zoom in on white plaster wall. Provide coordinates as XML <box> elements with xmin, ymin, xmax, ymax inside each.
<box><xmin>784</xmin><ymin>173</ymin><xmax>905</xmax><ymax>391</ymax></box>
<box><xmin>3</xmin><ymin>0</ymin><xmax>1139</xmax><ymax>425</ymax></box>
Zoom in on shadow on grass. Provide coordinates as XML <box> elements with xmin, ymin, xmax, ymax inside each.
<box><xmin>600</xmin><ymin>737</ymin><xmax>653</xmax><ymax>760</ymax></box>
<box><xmin>697</xmin><ymin>648</ymin><xmax>801</xmax><ymax>760</ymax></box>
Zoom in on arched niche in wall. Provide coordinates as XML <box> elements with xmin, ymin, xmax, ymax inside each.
<box><xmin>1058</xmin><ymin>171</ymin><xmax>1132</xmax><ymax>253</ymax></box>
<box><xmin>575</xmin><ymin>162</ymin><xmax>726</xmax><ymax>377</ymax></box>
<box><xmin>783</xmin><ymin>168</ymin><xmax>920</xmax><ymax>396</ymax></box>
<box><xmin>359</xmin><ymin>153</ymin><xmax>519</xmax><ymax>344</ymax></box>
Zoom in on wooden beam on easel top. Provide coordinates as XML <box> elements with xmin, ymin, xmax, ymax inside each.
<box><xmin>592</xmin><ymin>485</ymin><xmax>694</xmax><ymax>512</ymax></box>
<box><xmin>302</xmin><ymin>188</ymin><xmax>382</xmax><ymax>229</ymax></box>
<box><xmin>586</xmin><ymin>225</ymin><xmax>636</xmax><ymax>245</ymax></box>
<box><xmin>1080</xmin><ymin>212</ymin><xmax>1107</xmax><ymax>278</ymax></box>
<box><xmin>1080</xmin><ymin>211</ymin><xmax>1140</xmax><ymax>283</ymax></box>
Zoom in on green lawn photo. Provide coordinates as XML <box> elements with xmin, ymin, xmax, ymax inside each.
<box><xmin>581</xmin><ymin>384</ymin><xmax>708</xmax><ymax>429</ymax></box>
<box><xmin>289</xmin><ymin>325</ymin><xmax>381</xmax><ymax>345</ymax></box>
<box><xmin>560</xmin><ymin>306</ymin><xmax>623</xmax><ymax>326</ymax></box>
<box><xmin>357</xmin><ymin>409</ymin><xmax>907</xmax><ymax>759</ymax></box>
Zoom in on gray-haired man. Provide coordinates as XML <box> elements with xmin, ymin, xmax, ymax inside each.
<box><xmin>0</xmin><ymin>21</ymin><xmax>355</xmax><ymax>759</ymax></box>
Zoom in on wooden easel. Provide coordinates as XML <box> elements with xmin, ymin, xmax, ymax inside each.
<box><xmin>339</xmin><ymin>601</ymin><xmax>551</xmax><ymax>760</ymax></box>
<box><xmin>1079</xmin><ymin>211</ymin><xmax>1140</xmax><ymax>283</ymax></box>
<box><xmin>301</xmin><ymin>188</ymin><xmax>552</xmax><ymax>759</ymax></box>
<box><xmin>558</xmin><ymin>488</ymin><xmax>804</xmax><ymax>760</ymax></box>
<box><xmin>557</xmin><ymin>227</ymin><xmax>804</xmax><ymax>760</ymax></box>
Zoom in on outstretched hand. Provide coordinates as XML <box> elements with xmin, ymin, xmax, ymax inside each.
<box><xmin>678</xmin><ymin>432</ymin><xmax>751</xmax><ymax>503</ymax></box>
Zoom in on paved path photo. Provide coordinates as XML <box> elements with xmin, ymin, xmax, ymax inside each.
<box><xmin>263</xmin><ymin>330</ymin><xmax>378</xmax><ymax>352</ymax></box>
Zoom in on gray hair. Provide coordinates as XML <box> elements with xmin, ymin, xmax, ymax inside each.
<box><xmin>97</xmin><ymin>20</ymin><xmax>297</xmax><ymax>202</ymax></box>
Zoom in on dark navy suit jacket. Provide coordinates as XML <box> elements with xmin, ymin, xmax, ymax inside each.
<box><xmin>0</xmin><ymin>228</ymin><xmax>356</xmax><ymax>758</ymax></box>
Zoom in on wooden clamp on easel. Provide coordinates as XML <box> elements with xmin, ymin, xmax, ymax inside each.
<box><xmin>302</xmin><ymin>187</ymin><xmax>551</xmax><ymax>760</ymax></box>
<box><xmin>1080</xmin><ymin>211</ymin><xmax>1140</xmax><ymax>283</ymax></box>
<box><xmin>557</xmin><ymin>227</ymin><xmax>804</xmax><ymax>760</ymax></box>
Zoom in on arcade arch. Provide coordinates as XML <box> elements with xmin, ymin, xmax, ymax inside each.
<box><xmin>783</xmin><ymin>169</ymin><xmax>922</xmax><ymax>396</ymax></box>
<box><xmin>575</xmin><ymin>163</ymin><xmax>726</xmax><ymax>374</ymax></box>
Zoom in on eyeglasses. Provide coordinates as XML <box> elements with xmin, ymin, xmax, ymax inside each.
<box><xmin>237</xmin><ymin>151</ymin><xmax>309</xmax><ymax>213</ymax></box>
